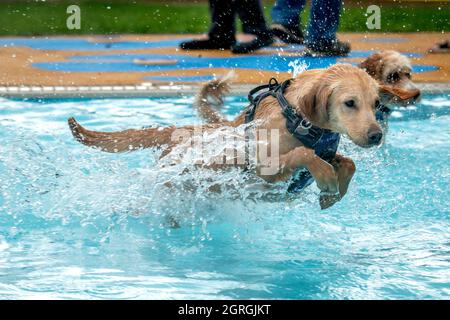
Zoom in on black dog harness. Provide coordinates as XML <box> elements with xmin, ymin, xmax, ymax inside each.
<box><xmin>245</xmin><ymin>78</ymin><xmax>340</xmax><ymax>194</ymax></box>
<box><xmin>376</xmin><ymin>105</ymin><xmax>392</xmax><ymax>122</ymax></box>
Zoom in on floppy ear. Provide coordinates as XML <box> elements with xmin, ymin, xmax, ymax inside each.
<box><xmin>291</xmin><ymin>70</ymin><xmax>333</xmax><ymax>127</ymax></box>
<box><xmin>314</xmin><ymin>81</ymin><xmax>333</xmax><ymax>126</ymax></box>
<box><xmin>296</xmin><ymin>84</ymin><xmax>316</xmax><ymax>121</ymax></box>
<box><xmin>359</xmin><ymin>53</ymin><xmax>383</xmax><ymax>81</ymax></box>
<box><xmin>379</xmin><ymin>84</ymin><xmax>420</xmax><ymax>103</ymax></box>
<box><xmin>297</xmin><ymin>80</ymin><xmax>332</xmax><ymax>127</ymax></box>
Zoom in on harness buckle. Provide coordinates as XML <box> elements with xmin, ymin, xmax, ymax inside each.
<box><xmin>294</xmin><ymin>119</ymin><xmax>312</xmax><ymax>136</ymax></box>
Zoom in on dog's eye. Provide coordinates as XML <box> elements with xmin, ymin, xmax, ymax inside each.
<box><xmin>405</xmin><ymin>73</ymin><xmax>411</xmax><ymax>79</ymax></box>
<box><xmin>388</xmin><ymin>72</ymin><xmax>400</xmax><ymax>83</ymax></box>
<box><xmin>345</xmin><ymin>100</ymin><xmax>355</xmax><ymax>108</ymax></box>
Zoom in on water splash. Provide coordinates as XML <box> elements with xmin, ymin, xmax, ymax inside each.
<box><xmin>0</xmin><ymin>95</ymin><xmax>449</xmax><ymax>299</ymax></box>
<box><xmin>288</xmin><ymin>60</ymin><xmax>309</xmax><ymax>77</ymax></box>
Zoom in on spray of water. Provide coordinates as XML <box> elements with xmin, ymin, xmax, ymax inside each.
<box><xmin>0</xmin><ymin>95</ymin><xmax>449</xmax><ymax>299</ymax></box>
<box><xmin>288</xmin><ymin>60</ymin><xmax>309</xmax><ymax>77</ymax></box>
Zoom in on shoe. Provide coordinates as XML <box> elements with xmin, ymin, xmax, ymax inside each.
<box><xmin>231</xmin><ymin>34</ymin><xmax>273</xmax><ymax>54</ymax></box>
<box><xmin>271</xmin><ymin>24</ymin><xmax>304</xmax><ymax>44</ymax></box>
<box><xmin>428</xmin><ymin>39</ymin><xmax>450</xmax><ymax>54</ymax></box>
<box><xmin>305</xmin><ymin>39</ymin><xmax>351</xmax><ymax>57</ymax></box>
<box><xmin>179</xmin><ymin>38</ymin><xmax>235</xmax><ymax>50</ymax></box>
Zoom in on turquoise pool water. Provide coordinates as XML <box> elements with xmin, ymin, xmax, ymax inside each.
<box><xmin>0</xmin><ymin>94</ymin><xmax>449</xmax><ymax>299</ymax></box>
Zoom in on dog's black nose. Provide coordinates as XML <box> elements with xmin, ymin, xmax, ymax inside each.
<box><xmin>368</xmin><ymin>129</ymin><xmax>383</xmax><ymax>145</ymax></box>
<box><xmin>413</xmin><ymin>91</ymin><xmax>421</xmax><ymax>101</ymax></box>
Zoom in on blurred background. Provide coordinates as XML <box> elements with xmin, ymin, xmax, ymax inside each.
<box><xmin>0</xmin><ymin>0</ymin><xmax>448</xmax><ymax>36</ymax></box>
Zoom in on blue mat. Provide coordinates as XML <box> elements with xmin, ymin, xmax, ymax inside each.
<box><xmin>0</xmin><ymin>37</ymin><xmax>436</xmax><ymax>81</ymax></box>
<box><xmin>32</xmin><ymin>51</ymin><xmax>436</xmax><ymax>75</ymax></box>
<box><xmin>0</xmin><ymin>38</ymin><xmax>190</xmax><ymax>51</ymax></box>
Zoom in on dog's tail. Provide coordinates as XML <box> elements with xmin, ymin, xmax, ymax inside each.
<box><xmin>68</xmin><ymin>117</ymin><xmax>178</xmax><ymax>153</ymax></box>
<box><xmin>194</xmin><ymin>71</ymin><xmax>235</xmax><ymax>124</ymax></box>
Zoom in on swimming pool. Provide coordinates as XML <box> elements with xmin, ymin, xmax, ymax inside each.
<box><xmin>0</xmin><ymin>94</ymin><xmax>449</xmax><ymax>299</ymax></box>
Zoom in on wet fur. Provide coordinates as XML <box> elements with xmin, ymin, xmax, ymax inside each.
<box><xmin>197</xmin><ymin>51</ymin><xmax>420</xmax><ymax>126</ymax></box>
<box><xmin>359</xmin><ymin>50</ymin><xmax>420</xmax><ymax>104</ymax></box>
<box><xmin>194</xmin><ymin>71</ymin><xmax>235</xmax><ymax>123</ymax></box>
<box><xmin>68</xmin><ymin>64</ymin><xmax>407</xmax><ymax>209</ymax></box>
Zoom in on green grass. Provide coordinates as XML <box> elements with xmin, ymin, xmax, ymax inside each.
<box><xmin>337</xmin><ymin>3</ymin><xmax>449</xmax><ymax>33</ymax></box>
<box><xmin>0</xmin><ymin>1</ymin><xmax>448</xmax><ymax>36</ymax></box>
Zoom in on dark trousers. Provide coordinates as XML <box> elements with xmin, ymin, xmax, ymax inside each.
<box><xmin>208</xmin><ymin>0</ymin><xmax>270</xmax><ymax>41</ymax></box>
<box><xmin>272</xmin><ymin>0</ymin><xmax>342</xmax><ymax>46</ymax></box>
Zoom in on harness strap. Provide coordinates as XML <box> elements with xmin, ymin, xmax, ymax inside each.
<box><xmin>244</xmin><ymin>77</ymin><xmax>341</xmax><ymax>194</ymax></box>
<box><xmin>375</xmin><ymin>103</ymin><xmax>391</xmax><ymax>122</ymax></box>
<box><xmin>245</xmin><ymin>78</ymin><xmax>329</xmax><ymax>150</ymax></box>
<box><xmin>244</xmin><ymin>77</ymin><xmax>390</xmax><ymax>194</ymax></box>
<box><xmin>378</xmin><ymin>104</ymin><xmax>391</xmax><ymax>114</ymax></box>
<box><xmin>245</xmin><ymin>78</ymin><xmax>278</xmax><ymax>123</ymax></box>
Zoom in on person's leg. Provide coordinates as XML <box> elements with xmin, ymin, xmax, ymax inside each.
<box><xmin>304</xmin><ymin>0</ymin><xmax>350</xmax><ymax>55</ymax></box>
<box><xmin>271</xmin><ymin>0</ymin><xmax>305</xmax><ymax>29</ymax></box>
<box><xmin>270</xmin><ymin>0</ymin><xmax>306</xmax><ymax>44</ymax></box>
<box><xmin>306</xmin><ymin>0</ymin><xmax>341</xmax><ymax>45</ymax></box>
<box><xmin>237</xmin><ymin>0</ymin><xmax>269</xmax><ymax>35</ymax></box>
<box><xmin>208</xmin><ymin>0</ymin><xmax>236</xmax><ymax>42</ymax></box>
<box><xmin>180</xmin><ymin>0</ymin><xmax>236</xmax><ymax>50</ymax></box>
<box><xmin>231</xmin><ymin>0</ymin><xmax>273</xmax><ymax>54</ymax></box>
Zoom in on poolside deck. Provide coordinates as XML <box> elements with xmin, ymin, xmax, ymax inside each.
<box><xmin>0</xmin><ymin>32</ymin><xmax>448</xmax><ymax>97</ymax></box>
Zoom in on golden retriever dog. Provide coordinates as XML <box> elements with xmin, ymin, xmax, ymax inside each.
<box><xmin>359</xmin><ymin>50</ymin><xmax>421</xmax><ymax>104</ymax></box>
<box><xmin>196</xmin><ymin>51</ymin><xmax>420</xmax><ymax>125</ymax></box>
<box><xmin>359</xmin><ymin>50</ymin><xmax>421</xmax><ymax>138</ymax></box>
<box><xmin>68</xmin><ymin>64</ymin><xmax>410</xmax><ymax>209</ymax></box>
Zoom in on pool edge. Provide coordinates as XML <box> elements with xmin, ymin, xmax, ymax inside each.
<box><xmin>0</xmin><ymin>83</ymin><xmax>449</xmax><ymax>99</ymax></box>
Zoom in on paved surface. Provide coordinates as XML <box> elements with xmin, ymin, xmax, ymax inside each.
<box><xmin>0</xmin><ymin>33</ymin><xmax>448</xmax><ymax>90</ymax></box>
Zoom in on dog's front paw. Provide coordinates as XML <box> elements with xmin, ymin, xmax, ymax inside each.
<box><xmin>314</xmin><ymin>163</ymin><xmax>339</xmax><ymax>195</ymax></box>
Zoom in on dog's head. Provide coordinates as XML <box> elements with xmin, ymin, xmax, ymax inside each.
<box><xmin>296</xmin><ymin>64</ymin><xmax>413</xmax><ymax>148</ymax></box>
<box><xmin>359</xmin><ymin>50</ymin><xmax>421</xmax><ymax>105</ymax></box>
